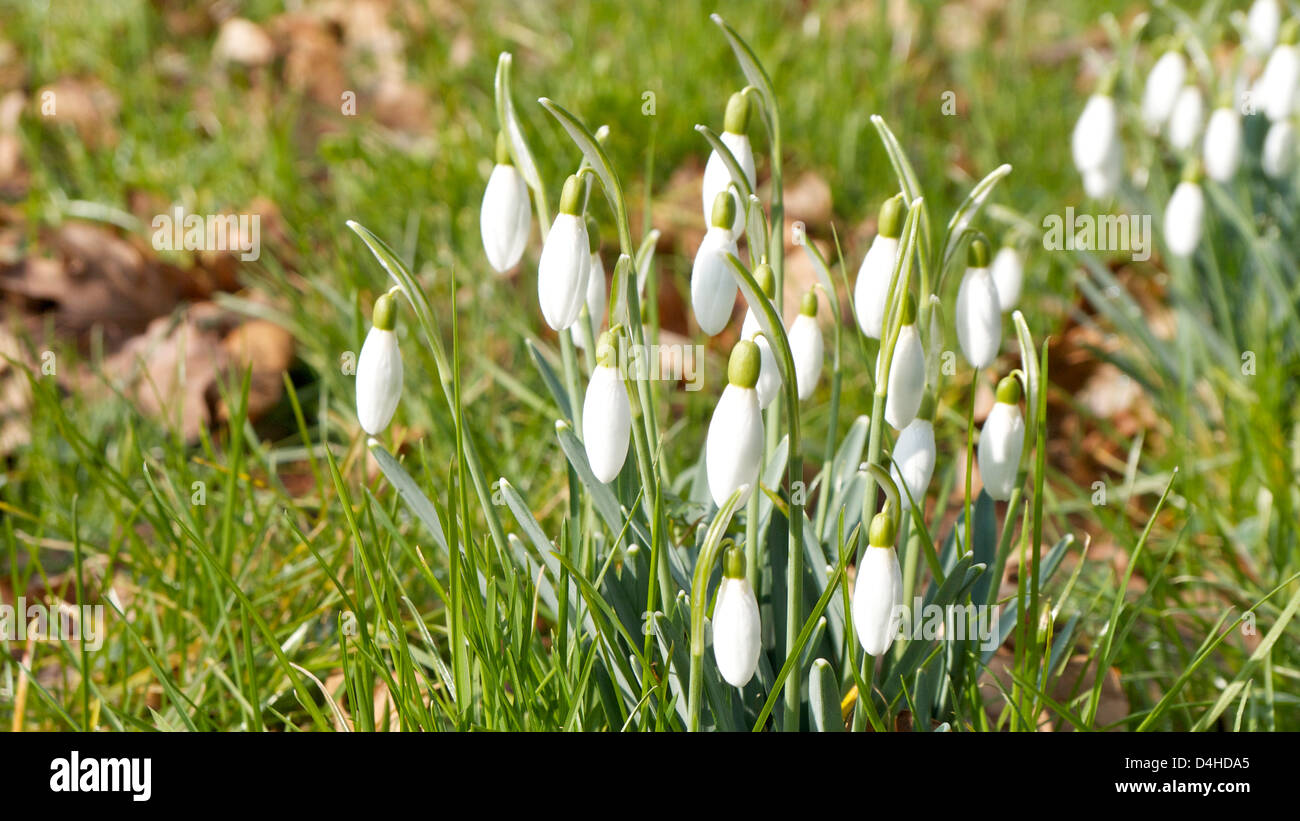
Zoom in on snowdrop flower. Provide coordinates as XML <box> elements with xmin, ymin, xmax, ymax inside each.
<box><xmin>573</xmin><ymin>217</ymin><xmax>607</xmax><ymax>350</ymax></box>
<box><xmin>1164</xmin><ymin>167</ymin><xmax>1205</xmax><ymax>259</ymax></box>
<box><xmin>480</xmin><ymin>132</ymin><xmax>532</xmax><ymax>274</ymax></box>
<box><xmin>1082</xmin><ymin>137</ymin><xmax>1124</xmax><ymax>200</ymax></box>
<box><xmin>1247</xmin><ymin>0</ymin><xmax>1282</xmax><ymax>57</ymax></box>
<box><xmin>852</xmin><ymin>510</ymin><xmax>903</xmax><ymax>657</ymax></box>
<box><xmin>889</xmin><ymin>395</ymin><xmax>936</xmax><ymax>512</ymax></box>
<box><xmin>356</xmin><ymin>291</ymin><xmax>403</xmax><ymax>436</ymax></box>
<box><xmin>885</xmin><ymin>296</ymin><xmax>925</xmax><ymax>430</ymax></box>
<box><xmin>1072</xmin><ymin>89</ymin><xmax>1119</xmax><ymax>182</ymax></box>
<box><xmin>1262</xmin><ymin>119</ymin><xmax>1295</xmax><ymax>178</ymax></box>
<box><xmin>977</xmin><ymin>376</ymin><xmax>1025</xmax><ymax>501</ymax></box>
<box><xmin>990</xmin><ymin>245</ymin><xmax>1024</xmax><ymax>312</ymax></box>
<box><xmin>582</xmin><ymin>332</ymin><xmax>631</xmax><ymax>484</ymax></box>
<box><xmin>537</xmin><ymin>175</ymin><xmax>591</xmax><ymax>331</ymax></box>
<box><xmin>691</xmin><ymin>192</ymin><xmax>741</xmax><ymax>336</ymax></box>
<box><xmin>712</xmin><ymin>545</ymin><xmax>761</xmax><ymax>688</ymax></box>
<box><xmin>1167</xmin><ymin>84</ymin><xmax>1205</xmax><ymax>152</ymax></box>
<box><xmin>1142</xmin><ymin>50</ymin><xmax>1187</xmax><ymax>134</ymax></box>
<box><xmin>706</xmin><ymin>340</ymin><xmax>763</xmax><ymax>507</ymax></box>
<box><xmin>788</xmin><ymin>290</ymin><xmax>823</xmax><ymax>401</ymax></box>
<box><xmin>741</xmin><ymin>261</ymin><xmax>780</xmax><ymax>409</ymax></box>
<box><xmin>853</xmin><ymin>195</ymin><xmax>905</xmax><ymax>339</ymax></box>
<box><xmin>1257</xmin><ymin>27</ymin><xmax>1300</xmax><ymax>122</ymax></box>
<box><xmin>1202</xmin><ymin>105</ymin><xmax>1243</xmax><ymax>183</ymax></box>
<box><xmin>702</xmin><ymin>91</ymin><xmax>756</xmax><ymax>237</ymax></box>
<box><xmin>955</xmin><ymin>238</ymin><xmax>1002</xmax><ymax>369</ymax></box>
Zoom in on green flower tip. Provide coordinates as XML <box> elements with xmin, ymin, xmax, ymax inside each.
<box><xmin>559</xmin><ymin>174</ymin><xmax>583</xmax><ymax>216</ymax></box>
<box><xmin>868</xmin><ymin>510</ymin><xmax>897</xmax><ymax>548</ymax></box>
<box><xmin>1181</xmin><ymin>159</ymin><xmax>1203</xmax><ymax>184</ymax></box>
<box><xmin>800</xmin><ymin>290</ymin><xmax>818</xmax><ymax>317</ymax></box>
<box><xmin>878</xmin><ymin>194</ymin><xmax>906</xmax><ymax>239</ymax></box>
<box><xmin>728</xmin><ymin>340</ymin><xmax>761</xmax><ymax>389</ymax></box>
<box><xmin>495</xmin><ymin>131</ymin><xmax>512</xmax><ymax>166</ymax></box>
<box><xmin>724</xmin><ymin>91</ymin><xmax>750</xmax><ymax>134</ymax></box>
<box><xmin>917</xmin><ymin>392</ymin><xmax>936</xmax><ymax>421</ymax></box>
<box><xmin>723</xmin><ymin>544</ymin><xmax>746</xmax><ymax>579</ymax></box>
<box><xmin>900</xmin><ymin>293</ymin><xmax>917</xmax><ymax>326</ymax></box>
<box><xmin>586</xmin><ymin>216</ymin><xmax>601</xmax><ymax>253</ymax></box>
<box><xmin>967</xmin><ymin>236</ymin><xmax>991</xmax><ymax>269</ymax></box>
<box><xmin>596</xmin><ymin>331</ymin><xmax>618</xmax><ymax>367</ymax></box>
<box><xmin>995</xmin><ymin>375</ymin><xmax>1021</xmax><ymax>405</ymax></box>
<box><xmin>754</xmin><ymin>260</ymin><xmax>775</xmax><ymax>298</ymax></box>
<box><xmin>711</xmin><ymin>190</ymin><xmax>737</xmax><ymax>230</ymax></box>
<box><xmin>372</xmin><ymin>292</ymin><xmax>397</xmax><ymax>331</ymax></box>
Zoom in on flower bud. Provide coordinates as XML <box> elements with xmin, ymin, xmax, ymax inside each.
<box><xmin>789</xmin><ymin>291</ymin><xmax>823</xmax><ymax>401</ymax></box>
<box><xmin>1167</xmin><ymin>84</ymin><xmax>1205</xmax><ymax>152</ymax></box>
<box><xmin>1247</xmin><ymin>0</ymin><xmax>1282</xmax><ymax>57</ymax></box>
<box><xmin>537</xmin><ymin>175</ymin><xmax>591</xmax><ymax>330</ymax></box>
<box><xmin>480</xmin><ymin>132</ymin><xmax>533</xmax><ymax>273</ymax></box>
<box><xmin>582</xmin><ymin>332</ymin><xmax>631</xmax><ymax>484</ymax></box>
<box><xmin>712</xmin><ymin>545</ymin><xmax>761</xmax><ymax>688</ymax></box>
<box><xmin>977</xmin><ymin>376</ymin><xmax>1025</xmax><ymax>500</ymax></box>
<box><xmin>573</xmin><ymin>217</ymin><xmax>607</xmax><ymax>350</ymax></box>
<box><xmin>853</xmin><ymin>511</ymin><xmax>903</xmax><ymax>657</ymax></box>
<box><xmin>1163</xmin><ymin>178</ymin><xmax>1204</xmax><ymax>258</ymax></box>
<box><xmin>1257</xmin><ymin>38</ymin><xmax>1300</xmax><ymax>122</ymax></box>
<box><xmin>890</xmin><ymin>399</ymin><xmax>936</xmax><ymax>512</ymax></box>
<box><xmin>1142</xmin><ymin>51</ymin><xmax>1187</xmax><ymax>134</ymax></box>
<box><xmin>1072</xmin><ymin>93</ymin><xmax>1119</xmax><ymax>177</ymax></box>
<box><xmin>1202</xmin><ymin>107</ymin><xmax>1242</xmax><ymax>183</ymax></box>
<box><xmin>356</xmin><ymin>292</ymin><xmax>403</xmax><ymax>435</ymax></box>
<box><xmin>955</xmin><ymin>238</ymin><xmax>1002</xmax><ymax>369</ymax></box>
<box><xmin>884</xmin><ymin>295</ymin><xmax>925</xmax><ymax>430</ymax></box>
<box><xmin>853</xmin><ymin>195</ymin><xmax>904</xmax><ymax>339</ymax></box>
<box><xmin>691</xmin><ymin>193</ymin><xmax>741</xmax><ymax>336</ymax></box>
<box><xmin>706</xmin><ymin>341</ymin><xmax>763</xmax><ymax>507</ymax></box>
<box><xmin>1262</xmin><ymin>120</ymin><xmax>1295</xmax><ymax>178</ymax></box>
<box><xmin>990</xmin><ymin>245</ymin><xmax>1024</xmax><ymax>312</ymax></box>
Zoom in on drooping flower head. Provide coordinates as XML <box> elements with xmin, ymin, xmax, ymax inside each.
<box><xmin>853</xmin><ymin>508</ymin><xmax>903</xmax><ymax>657</ymax></box>
<box><xmin>890</xmin><ymin>394</ymin><xmax>937</xmax><ymax>513</ymax></box>
<box><xmin>537</xmin><ymin>174</ymin><xmax>591</xmax><ymax>331</ymax></box>
<box><xmin>991</xmin><ymin>244</ymin><xmax>1024</xmax><ymax>312</ymax></box>
<box><xmin>789</xmin><ymin>290</ymin><xmax>824</xmax><ymax>401</ymax></box>
<box><xmin>356</xmin><ymin>291</ymin><xmax>403</xmax><ymax>436</ymax></box>
<box><xmin>480</xmin><ymin>131</ymin><xmax>532</xmax><ymax>274</ymax></box>
<box><xmin>854</xmin><ymin>194</ymin><xmax>905</xmax><ymax>339</ymax></box>
<box><xmin>573</xmin><ymin>216</ymin><xmax>607</xmax><ymax>350</ymax></box>
<box><xmin>582</xmin><ymin>330</ymin><xmax>631</xmax><ymax>484</ymax></box>
<box><xmin>955</xmin><ymin>236</ymin><xmax>1002</xmax><ymax>369</ymax></box>
<box><xmin>691</xmin><ymin>192</ymin><xmax>741</xmax><ymax>336</ymax></box>
<box><xmin>978</xmin><ymin>375</ymin><xmax>1026</xmax><ymax>501</ymax></box>
<box><xmin>712</xmin><ymin>544</ymin><xmax>761</xmax><ymax>688</ymax></box>
<box><xmin>885</xmin><ymin>294</ymin><xmax>925</xmax><ymax>430</ymax></box>
<box><xmin>705</xmin><ymin>339</ymin><xmax>763</xmax><ymax>507</ymax></box>
<box><xmin>1163</xmin><ymin>162</ymin><xmax>1205</xmax><ymax>259</ymax></box>
<box><xmin>744</xmin><ymin>260</ymin><xmax>781</xmax><ymax>410</ymax></box>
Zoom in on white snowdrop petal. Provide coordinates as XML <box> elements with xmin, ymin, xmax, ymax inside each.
<box><xmin>1142</xmin><ymin>52</ymin><xmax>1187</xmax><ymax>133</ymax></box>
<box><xmin>480</xmin><ymin>164</ymin><xmax>531</xmax><ymax>273</ymax></box>
<box><xmin>890</xmin><ymin>419</ymin><xmax>936</xmax><ymax>512</ymax></box>
<box><xmin>538</xmin><ymin>213</ymin><xmax>591</xmax><ymax>330</ymax></box>
<box><xmin>1259</xmin><ymin>44</ymin><xmax>1300</xmax><ymax>122</ymax></box>
<box><xmin>1167</xmin><ymin>85</ymin><xmax>1204</xmax><ymax>152</ymax></box>
<box><xmin>702</xmin><ymin>132</ymin><xmax>756</xmax><ymax>236</ymax></box>
<box><xmin>977</xmin><ymin>401</ymin><xmax>1025</xmax><ymax>500</ymax></box>
<box><xmin>1262</xmin><ymin>120</ymin><xmax>1296</xmax><ymax>178</ymax></box>
<box><xmin>712</xmin><ymin>577</ymin><xmax>761</xmax><ymax>687</ymax></box>
<box><xmin>356</xmin><ymin>328</ymin><xmax>403</xmax><ymax>435</ymax></box>
<box><xmin>955</xmin><ymin>266</ymin><xmax>1002</xmax><ymax>369</ymax></box>
<box><xmin>852</xmin><ymin>546</ymin><xmax>903</xmax><ymax>657</ymax></box>
<box><xmin>1203</xmin><ymin>107</ymin><xmax>1242</xmax><ymax>183</ymax></box>
<box><xmin>1247</xmin><ymin>0</ymin><xmax>1282</xmax><ymax>57</ymax></box>
<box><xmin>1082</xmin><ymin>138</ymin><xmax>1123</xmax><ymax>199</ymax></box>
<box><xmin>706</xmin><ymin>384</ymin><xmax>763</xmax><ymax>507</ymax></box>
<box><xmin>582</xmin><ymin>364</ymin><xmax>631</xmax><ymax>484</ymax></box>
<box><xmin>990</xmin><ymin>247</ymin><xmax>1024</xmax><ymax>311</ymax></box>
<box><xmin>573</xmin><ymin>251</ymin><xmax>607</xmax><ymax>350</ymax></box>
<box><xmin>789</xmin><ymin>314</ymin><xmax>824</xmax><ymax>400</ymax></box>
<box><xmin>884</xmin><ymin>324</ymin><xmax>925</xmax><ymax>430</ymax></box>
<box><xmin>1072</xmin><ymin>94</ymin><xmax>1118</xmax><ymax>174</ymax></box>
<box><xmin>691</xmin><ymin>227</ymin><xmax>740</xmax><ymax>336</ymax></box>
<box><xmin>754</xmin><ymin>335</ymin><xmax>780</xmax><ymax>410</ymax></box>
<box><xmin>853</xmin><ymin>235</ymin><xmax>900</xmax><ymax>339</ymax></box>
<box><xmin>1163</xmin><ymin>181</ymin><xmax>1205</xmax><ymax>258</ymax></box>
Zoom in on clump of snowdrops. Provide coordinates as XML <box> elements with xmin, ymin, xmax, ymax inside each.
<box><xmin>346</xmin><ymin>15</ymin><xmax>1082</xmax><ymax>732</ymax></box>
<box><xmin>1065</xmin><ymin>0</ymin><xmax>1300</xmax><ymax>730</ymax></box>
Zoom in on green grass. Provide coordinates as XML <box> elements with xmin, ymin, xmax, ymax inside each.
<box><xmin>1</xmin><ymin>0</ymin><xmax>1294</xmax><ymax>731</ymax></box>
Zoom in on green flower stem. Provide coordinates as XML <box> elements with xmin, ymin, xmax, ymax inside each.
<box><xmin>986</xmin><ymin>482</ymin><xmax>1025</xmax><ymax>607</ymax></box>
<box><xmin>723</xmin><ymin>252</ymin><xmax>803</xmax><ymax>730</ymax></box>
<box><xmin>688</xmin><ymin>488</ymin><xmax>749</xmax><ymax>732</ymax></box>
